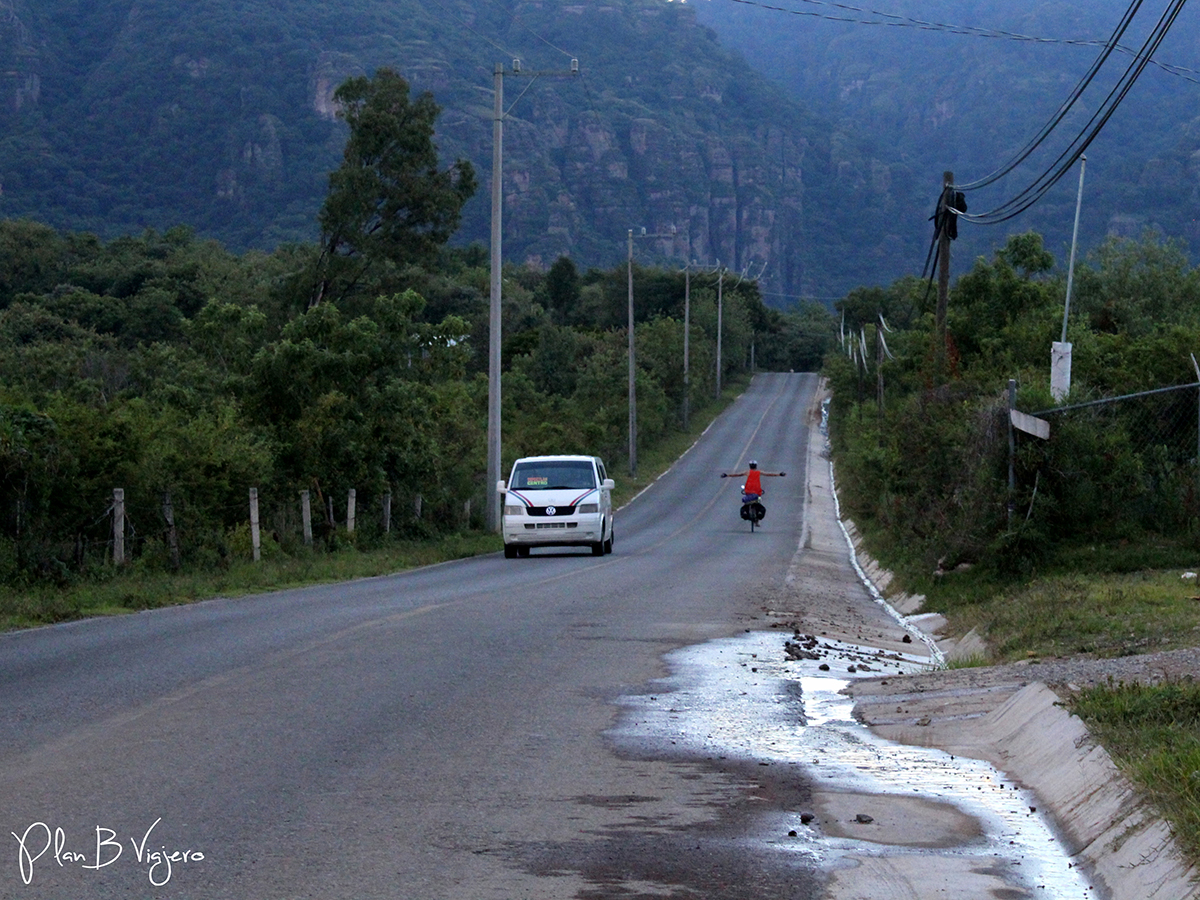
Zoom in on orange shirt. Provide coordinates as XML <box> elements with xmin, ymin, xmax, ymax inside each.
<box><xmin>744</xmin><ymin>470</ymin><xmax>763</xmax><ymax>495</ymax></box>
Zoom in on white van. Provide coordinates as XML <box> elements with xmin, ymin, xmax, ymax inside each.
<box><xmin>497</xmin><ymin>455</ymin><xmax>615</xmax><ymax>558</ymax></box>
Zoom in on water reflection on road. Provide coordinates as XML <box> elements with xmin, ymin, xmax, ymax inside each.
<box><xmin>611</xmin><ymin>630</ymin><xmax>1097</xmax><ymax>899</ymax></box>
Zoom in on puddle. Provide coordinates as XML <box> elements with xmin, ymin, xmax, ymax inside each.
<box><xmin>610</xmin><ymin>630</ymin><xmax>1097</xmax><ymax>898</ymax></box>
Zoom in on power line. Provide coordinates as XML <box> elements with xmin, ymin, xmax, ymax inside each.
<box><xmin>961</xmin><ymin>0</ymin><xmax>1189</xmax><ymax>224</ymax></box>
<box><xmin>722</xmin><ymin>0</ymin><xmax>1200</xmax><ymax>85</ymax></box>
<box><xmin>955</xmin><ymin>0</ymin><xmax>1148</xmax><ymax>193</ymax></box>
<box><xmin>423</xmin><ymin>0</ymin><xmax>519</xmax><ymax>60</ymax></box>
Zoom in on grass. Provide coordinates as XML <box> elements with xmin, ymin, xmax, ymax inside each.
<box><xmin>0</xmin><ymin>379</ymin><xmax>750</xmax><ymax>633</ymax></box>
<box><xmin>860</xmin><ymin>530</ymin><xmax>1200</xmax><ymax>664</ymax></box>
<box><xmin>939</xmin><ymin>570</ymin><xmax>1200</xmax><ymax>662</ymax></box>
<box><xmin>0</xmin><ymin>532</ymin><xmax>503</xmax><ymax>631</ymax></box>
<box><xmin>1068</xmin><ymin>680</ymin><xmax>1200</xmax><ymax>866</ymax></box>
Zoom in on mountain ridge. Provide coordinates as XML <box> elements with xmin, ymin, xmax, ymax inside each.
<box><xmin>7</xmin><ymin>0</ymin><xmax>1195</xmax><ymax>301</ymax></box>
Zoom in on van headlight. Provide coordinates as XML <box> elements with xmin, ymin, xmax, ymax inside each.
<box><xmin>577</xmin><ymin>503</ymin><xmax>599</xmax><ymax>513</ymax></box>
<box><xmin>504</xmin><ymin>506</ymin><xmax>524</xmax><ymax>516</ymax></box>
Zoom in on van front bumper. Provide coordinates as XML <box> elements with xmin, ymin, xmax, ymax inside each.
<box><xmin>501</xmin><ymin>514</ymin><xmax>602</xmax><ymax>547</ymax></box>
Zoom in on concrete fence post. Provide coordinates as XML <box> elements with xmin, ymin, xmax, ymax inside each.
<box><xmin>113</xmin><ymin>488</ymin><xmax>125</xmax><ymax>565</ymax></box>
<box><xmin>300</xmin><ymin>490</ymin><xmax>313</xmax><ymax>546</ymax></box>
<box><xmin>249</xmin><ymin>487</ymin><xmax>261</xmax><ymax>562</ymax></box>
<box><xmin>347</xmin><ymin>489</ymin><xmax>356</xmax><ymax>534</ymax></box>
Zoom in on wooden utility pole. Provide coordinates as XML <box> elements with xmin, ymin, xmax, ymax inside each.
<box><xmin>936</xmin><ymin>170</ymin><xmax>953</xmax><ymax>378</ymax></box>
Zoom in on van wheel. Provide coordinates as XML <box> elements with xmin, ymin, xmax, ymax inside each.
<box><xmin>518</xmin><ymin>546</ymin><xmax>531</xmax><ymax>558</ymax></box>
<box><xmin>504</xmin><ymin>544</ymin><xmax>517</xmax><ymax>559</ymax></box>
<box><xmin>603</xmin><ymin>528</ymin><xmax>613</xmax><ymax>554</ymax></box>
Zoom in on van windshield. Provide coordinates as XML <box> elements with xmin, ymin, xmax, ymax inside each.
<box><xmin>511</xmin><ymin>460</ymin><xmax>596</xmax><ymax>491</ymax></box>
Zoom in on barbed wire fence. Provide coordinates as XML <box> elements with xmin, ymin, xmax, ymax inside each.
<box><xmin>1</xmin><ymin>480</ymin><xmax>487</xmax><ymax>580</ymax></box>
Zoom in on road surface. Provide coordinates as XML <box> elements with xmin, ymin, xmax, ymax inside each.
<box><xmin>1</xmin><ymin>372</ymin><xmax>821</xmax><ymax>899</ymax></box>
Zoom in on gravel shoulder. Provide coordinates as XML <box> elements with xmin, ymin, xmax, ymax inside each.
<box><xmin>776</xmin><ymin>383</ymin><xmax>1200</xmax><ymax>900</ymax></box>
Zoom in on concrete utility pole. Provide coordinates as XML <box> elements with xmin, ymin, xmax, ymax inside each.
<box><xmin>935</xmin><ymin>170</ymin><xmax>953</xmax><ymax>379</ymax></box>
<box><xmin>715</xmin><ymin>267</ymin><xmax>725</xmax><ymax>398</ymax></box>
<box><xmin>1052</xmin><ymin>154</ymin><xmax>1086</xmax><ymax>402</ymax></box>
<box><xmin>683</xmin><ymin>263</ymin><xmax>692</xmax><ymax>430</ymax></box>
<box><xmin>627</xmin><ymin>225</ymin><xmax>676</xmax><ymax>478</ymax></box>
<box><xmin>486</xmin><ymin>58</ymin><xmax>579</xmax><ymax>532</ymax></box>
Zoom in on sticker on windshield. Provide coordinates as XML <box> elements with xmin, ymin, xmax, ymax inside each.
<box><xmin>527</xmin><ymin>476</ymin><xmax>548</xmax><ymax>486</ymax></box>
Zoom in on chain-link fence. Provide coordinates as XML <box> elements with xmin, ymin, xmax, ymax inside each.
<box><xmin>1013</xmin><ymin>381</ymin><xmax>1200</xmax><ymax>537</ymax></box>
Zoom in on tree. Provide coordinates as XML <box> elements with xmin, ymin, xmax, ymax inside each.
<box><xmin>313</xmin><ymin>68</ymin><xmax>476</xmax><ymax>307</ymax></box>
<box><xmin>543</xmin><ymin>256</ymin><xmax>581</xmax><ymax>322</ymax></box>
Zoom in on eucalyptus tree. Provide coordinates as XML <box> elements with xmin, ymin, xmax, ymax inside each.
<box><xmin>312</xmin><ymin>68</ymin><xmax>476</xmax><ymax>308</ymax></box>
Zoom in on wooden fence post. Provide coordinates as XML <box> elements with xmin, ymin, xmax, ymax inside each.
<box><xmin>162</xmin><ymin>491</ymin><xmax>181</xmax><ymax>570</ymax></box>
<box><xmin>463</xmin><ymin>498</ymin><xmax>471</xmax><ymax>525</ymax></box>
<box><xmin>414</xmin><ymin>494</ymin><xmax>422</xmax><ymax>519</ymax></box>
<box><xmin>113</xmin><ymin>488</ymin><xmax>125</xmax><ymax>566</ymax></box>
<box><xmin>300</xmin><ymin>490</ymin><xmax>313</xmax><ymax>546</ymax></box>
<box><xmin>347</xmin><ymin>489</ymin><xmax>356</xmax><ymax>534</ymax></box>
<box><xmin>249</xmin><ymin>487</ymin><xmax>261</xmax><ymax>562</ymax></box>
<box><xmin>382</xmin><ymin>491</ymin><xmax>392</xmax><ymax>534</ymax></box>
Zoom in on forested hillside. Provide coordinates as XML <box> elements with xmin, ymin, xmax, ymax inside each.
<box><xmin>0</xmin><ymin>0</ymin><xmax>910</xmax><ymax>301</ymax></box>
<box><xmin>694</xmin><ymin>0</ymin><xmax>1200</xmax><ymax>274</ymax></box>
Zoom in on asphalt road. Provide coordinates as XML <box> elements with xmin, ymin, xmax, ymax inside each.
<box><xmin>0</xmin><ymin>372</ymin><xmax>820</xmax><ymax>900</ymax></box>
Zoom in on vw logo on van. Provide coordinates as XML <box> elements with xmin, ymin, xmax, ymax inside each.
<box><xmin>545</xmin><ymin>506</ymin><xmax>557</xmax><ymax>516</ymax></box>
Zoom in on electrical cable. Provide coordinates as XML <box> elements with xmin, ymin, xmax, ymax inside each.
<box><xmin>722</xmin><ymin>0</ymin><xmax>1200</xmax><ymax>84</ymax></box>
<box><xmin>422</xmin><ymin>0</ymin><xmax>520</xmax><ymax>60</ymax></box>
<box><xmin>961</xmin><ymin>0</ymin><xmax>1188</xmax><ymax>224</ymax></box>
<box><xmin>954</xmin><ymin>0</ymin><xmax>1146</xmax><ymax>192</ymax></box>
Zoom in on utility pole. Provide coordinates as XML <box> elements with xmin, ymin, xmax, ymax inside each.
<box><xmin>486</xmin><ymin>58</ymin><xmax>578</xmax><ymax>532</ymax></box>
<box><xmin>1052</xmin><ymin>154</ymin><xmax>1086</xmax><ymax>402</ymax></box>
<box><xmin>683</xmin><ymin>263</ymin><xmax>692</xmax><ymax>430</ymax></box>
<box><xmin>876</xmin><ymin>317</ymin><xmax>884</xmax><ymax>417</ymax></box>
<box><xmin>627</xmin><ymin>225</ymin><xmax>676</xmax><ymax>478</ymax></box>
<box><xmin>715</xmin><ymin>267</ymin><xmax>725</xmax><ymax>398</ymax></box>
<box><xmin>935</xmin><ymin>170</ymin><xmax>953</xmax><ymax>379</ymax></box>
<box><xmin>627</xmin><ymin>229</ymin><xmax>636</xmax><ymax>478</ymax></box>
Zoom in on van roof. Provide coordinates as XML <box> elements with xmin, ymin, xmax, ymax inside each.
<box><xmin>513</xmin><ymin>455</ymin><xmax>597</xmax><ymax>463</ymax></box>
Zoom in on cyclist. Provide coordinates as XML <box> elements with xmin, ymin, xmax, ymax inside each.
<box><xmin>720</xmin><ymin>460</ymin><xmax>785</xmax><ymax>504</ymax></box>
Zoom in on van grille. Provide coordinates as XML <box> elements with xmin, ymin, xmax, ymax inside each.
<box><xmin>528</xmin><ymin>506</ymin><xmax>576</xmax><ymax>517</ymax></box>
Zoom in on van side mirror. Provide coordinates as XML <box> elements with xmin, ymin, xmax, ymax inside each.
<box><xmin>496</xmin><ymin>480</ymin><xmax>507</xmax><ymax>493</ymax></box>
<box><xmin>601</xmin><ymin>478</ymin><xmax>615</xmax><ymax>491</ymax></box>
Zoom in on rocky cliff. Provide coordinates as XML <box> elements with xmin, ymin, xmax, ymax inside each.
<box><xmin>0</xmin><ymin>0</ymin><xmax>911</xmax><ymax>301</ymax></box>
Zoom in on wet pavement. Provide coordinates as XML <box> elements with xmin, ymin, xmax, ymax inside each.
<box><xmin>610</xmin><ymin>630</ymin><xmax>1098</xmax><ymax>899</ymax></box>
